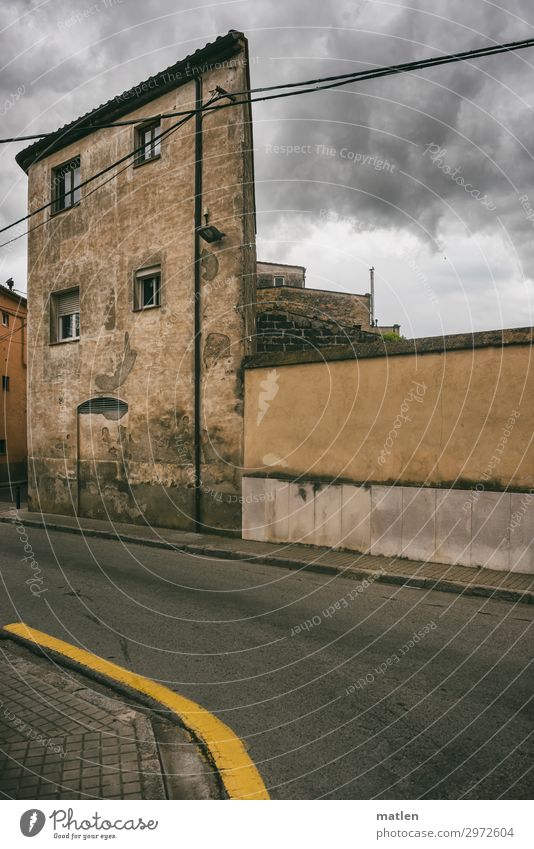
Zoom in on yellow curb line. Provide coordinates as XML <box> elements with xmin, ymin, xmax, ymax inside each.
<box><xmin>3</xmin><ymin>622</ymin><xmax>269</xmax><ymax>801</ymax></box>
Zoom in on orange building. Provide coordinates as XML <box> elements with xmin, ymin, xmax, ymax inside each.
<box><xmin>0</xmin><ymin>281</ymin><xmax>27</xmax><ymax>484</ymax></box>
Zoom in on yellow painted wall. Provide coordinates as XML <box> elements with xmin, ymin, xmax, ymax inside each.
<box><xmin>0</xmin><ymin>289</ymin><xmax>27</xmax><ymax>481</ymax></box>
<box><xmin>244</xmin><ymin>344</ymin><xmax>534</xmax><ymax>490</ymax></box>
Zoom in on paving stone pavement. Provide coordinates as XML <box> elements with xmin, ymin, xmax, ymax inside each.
<box><xmin>1</xmin><ymin>509</ymin><xmax>532</xmax><ymax>604</ymax></box>
<box><xmin>0</xmin><ymin>648</ymin><xmax>166</xmax><ymax>800</ymax></box>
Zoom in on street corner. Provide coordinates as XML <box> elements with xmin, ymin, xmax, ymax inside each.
<box><xmin>0</xmin><ymin>622</ymin><xmax>269</xmax><ymax>801</ymax></box>
<box><xmin>0</xmin><ymin>630</ymin><xmax>223</xmax><ymax>801</ymax></box>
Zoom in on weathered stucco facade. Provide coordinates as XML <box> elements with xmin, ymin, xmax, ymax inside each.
<box><xmin>20</xmin><ymin>32</ymin><xmax>256</xmax><ymax>534</ymax></box>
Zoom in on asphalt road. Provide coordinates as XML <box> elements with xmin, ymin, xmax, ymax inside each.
<box><xmin>0</xmin><ymin>521</ymin><xmax>532</xmax><ymax>800</ymax></box>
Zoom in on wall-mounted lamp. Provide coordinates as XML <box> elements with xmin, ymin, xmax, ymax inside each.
<box><xmin>197</xmin><ymin>225</ymin><xmax>225</xmax><ymax>243</ymax></box>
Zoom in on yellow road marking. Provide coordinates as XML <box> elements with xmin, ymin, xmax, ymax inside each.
<box><xmin>3</xmin><ymin>622</ymin><xmax>269</xmax><ymax>800</ymax></box>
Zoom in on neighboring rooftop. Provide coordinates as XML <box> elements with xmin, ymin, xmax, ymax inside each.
<box><xmin>16</xmin><ymin>30</ymin><xmax>245</xmax><ymax>172</ymax></box>
<box><xmin>0</xmin><ymin>283</ymin><xmax>27</xmax><ymax>306</ymax></box>
<box><xmin>257</xmin><ymin>261</ymin><xmax>306</xmax><ymax>271</ymax></box>
<box><xmin>257</xmin><ymin>261</ymin><xmax>306</xmax><ymax>289</ymax></box>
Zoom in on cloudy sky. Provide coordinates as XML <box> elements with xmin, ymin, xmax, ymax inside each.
<box><xmin>2</xmin><ymin>0</ymin><xmax>534</xmax><ymax>336</ymax></box>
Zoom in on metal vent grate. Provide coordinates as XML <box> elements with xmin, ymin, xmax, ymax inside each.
<box><xmin>78</xmin><ymin>397</ymin><xmax>128</xmax><ymax>419</ymax></box>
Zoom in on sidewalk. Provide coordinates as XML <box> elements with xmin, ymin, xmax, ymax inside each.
<box><xmin>1</xmin><ymin>508</ymin><xmax>533</xmax><ymax>605</ymax></box>
<box><xmin>0</xmin><ymin>643</ymin><xmax>221</xmax><ymax>800</ymax></box>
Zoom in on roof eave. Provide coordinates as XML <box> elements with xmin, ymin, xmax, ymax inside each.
<box><xmin>16</xmin><ymin>30</ymin><xmax>245</xmax><ymax>173</ymax></box>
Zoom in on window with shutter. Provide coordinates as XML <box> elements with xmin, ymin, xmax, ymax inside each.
<box><xmin>51</xmin><ymin>287</ymin><xmax>80</xmax><ymax>343</ymax></box>
<box><xmin>134</xmin><ymin>266</ymin><xmax>161</xmax><ymax>310</ymax></box>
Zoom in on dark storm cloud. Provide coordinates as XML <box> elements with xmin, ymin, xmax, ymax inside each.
<box><xmin>250</xmin><ymin>0</ymin><xmax>534</xmax><ymax>272</ymax></box>
<box><xmin>2</xmin><ymin>0</ymin><xmax>534</xmax><ymax>289</ymax></box>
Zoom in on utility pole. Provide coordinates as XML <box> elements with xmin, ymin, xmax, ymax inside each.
<box><xmin>369</xmin><ymin>266</ymin><xmax>375</xmax><ymax>326</ymax></box>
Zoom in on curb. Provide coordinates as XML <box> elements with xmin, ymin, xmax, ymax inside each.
<box><xmin>0</xmin><ymin>513</ymin><xmax>532</xmax><ymax>605</ymax></box>
<box><xmin>1</xmin><ymin>623</ymin><xmax>270</xmax><ymax>801</ymax></box>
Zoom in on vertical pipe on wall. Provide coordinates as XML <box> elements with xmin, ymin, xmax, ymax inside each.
<box><xmin>193</xmin><ymin>77</ymin><xmax>203</xmax><ymax>533</ymax></box>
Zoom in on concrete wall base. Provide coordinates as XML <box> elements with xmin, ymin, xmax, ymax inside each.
<box><xmin>242</xmin><ymin>477</ymin><xmax>534</xmax><ymax>574</ymax></box>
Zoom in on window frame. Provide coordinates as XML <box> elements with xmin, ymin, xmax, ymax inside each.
<box><xmin>58</xmin><ymin>312</ymin><xmax>80</xmax><ymax>342</ymax></box>
<box><xmin>51</xmin><ymin>156</ymin><xmax>81</xmax><ymax>215</ymax></box>
<box><xmin>50</xmin><ymin>286</ymin><xmax>80</xmax><ymax>344</ymax></box>
<box><xmin>1</xmin><ymin>312</ymin><xmax>8</xmax><ymax>327</ymax></box>
<box><xmin>2</xmin><ymin>376</ymin><xmax>9</xmax><ymax>392</ymax></box>
<box><xmin>134</xmin><ymin>120</ymin><xmax>162</xmax><ymax>167</ymax></box>
<box><xmin>0</xmin><ymin>439</ymin><xmax>6</xmax><ymax>455</ymax></box>
<box><xmin>133</xmin><ymin>266</ymin><xmax>162</xmax><ymax>311</ymax></box>
<box><xmin>273</xmin><ymin>275</ymin><xmax>285</xmax><ymax>287</ymax></box>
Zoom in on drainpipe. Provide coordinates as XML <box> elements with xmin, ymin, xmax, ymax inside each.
<box><xmin>193</xmin><ymin>77</ymin><xmax>203</xmax><ymax>533</ymax></box>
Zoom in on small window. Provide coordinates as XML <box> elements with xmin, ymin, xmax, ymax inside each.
<box><xmin>135</xmin><ymin>121</ymin><xmax>161</xmax><ymax>165</ymax></box>
<box><xmin>51</xmin><ymin>287</ymin><xmax>80</xmax><ymax>343</ymax></box>
<box><xmin>273</xmin><ymin>276</ymin><xmax>285</xmax><ymax>287</ymax></box>
<box><xmin>134</xmin><ymin>267</ymin><xmax>161</xmax><ymax>310</ymax></box>
<box><xmin>0</xmin><ymin>439</ymin><xmax>6</xmax><ymax>455</ymax></box>
<box><xmin>1</xmin><ymin>312</ymin><xmax>8</xmax><ymax>327</ymax></box>
<box><xmin>2</xmin><ymin>376</ymin><xmax>9</xmax><ymax>392</ymax></box>
<box><xmin>52</xmin><ymin>157</ymin><xmax>81</xmax><ymax>213</ymax></box>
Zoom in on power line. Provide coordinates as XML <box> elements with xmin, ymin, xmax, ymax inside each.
<box><xmin>2</xmin><ymin>35</ymin><xmax>534</xmax><ymax>145</ymax></box>
<box><xmin>0</xmin><ymin>94</ymin><xmax>218</xmax><ymax>241</ymax></box>
<box><xmin>0</xmin><ymin>94</ymin><xmax>218</xmax><ymax>250</ymax></box>
<box><xmin>1</xmin><ymin>34</ymin><xmax>534</xmax><ymax>249</ymax></box>
<box><xmin>0</xmin><ymin>321</ymin><xmax>25</xmax><ymax>344</ymax></box>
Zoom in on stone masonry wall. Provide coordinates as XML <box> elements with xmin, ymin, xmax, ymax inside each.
<box><xmin>255</xmin><ymin>285</ymin><xmax>374</xmax><ymax>352</ymax></box>
<box><xmin>24</xmin><ymin>36</ymin><xmax>255</xmax><ymax>534</ymax></box>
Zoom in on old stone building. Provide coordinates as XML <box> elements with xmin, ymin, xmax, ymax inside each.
<box><xmin>254</xmin><ymin>263</ymin><xmax>400</xmax><ymax>352</ymax></box>
<box><xmin>255</xmin><ymin>278</ymin><xmax>377</xmax><ymax>352</ymax></box>
<box><xmin>257</xmin><ymin>261</ymin><xmax>305</xmax><ymax>289</ymax></box>
<box><xmin>18</xmin><ymin>31</ymin><xmax>256</xmax><ymax>534</ymax></box>
<box><xmin>0</xmin><ymin>281</ymin><xmax>27</xmax><ymax>484</ymax></box>
<box><xmin>17</xmin><ymin>28</ymin><xmax>404</xmax><ymax>536</ymax></box>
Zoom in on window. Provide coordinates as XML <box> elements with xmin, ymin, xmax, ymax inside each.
<box><xmin>0</xmin><ymin>439</ymin><xmax>5</xmax><ymax>455</ymax></box>
<box><xmin>2</xmin><ymin>376</ymin><xmax>9</xmax><ymax>392</ymax></box>
<box><xmin>135</xmin><ymin>121</ymin><xmax>161</xmax><ymax>165</ymax></box>
<box><xmin>134</xmin><ymin>267</ymin><xmax>161</xmax><ymax>310</ymax></box>
<box><xmin>273</xmin><ymin>275</ymin><xmax>285</xmax><ymax>287</ymax></box>
<box><xmin>51</xmin><ymin>287</ymin><xmax>80</xmax><ymax>343</ymax></box>
<box><xmin>1</xmin><ymin>312</ymin><xmax>8</xmax><ymax>327</ymax></box>
<box><xmin>52</xmin><ymin>157</ymin><xmax>81</xmax><ymax>213</ymax></box>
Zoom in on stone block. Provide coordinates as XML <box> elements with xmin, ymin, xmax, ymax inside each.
<box><xmin>435</xmin><ymin>488</ymin><xmax>472</xmax><ymax>566</ymax></box>
<box><xmin>509</xmin><ymin>491</ymin><xmax>534</xmax><ymax>574</ymax></box>
<box><xmin>288</xmin><ymin>482</ymin><xmax>315</xmax><ymax>544</ymax></box>
<box><xmin>312</xmin><ymin>483</ymin><xmax>343</xmax><ymax>547</ymax></box>
<box><xmin>471</xmin><ymin>490</ymin><xmax>511</xmax><ymax>571</ymax></box>
<box><xmin>340</xmin><ymin>484</ymin><xmax>371</xmax><ymax>552</ymax></box>
<box><xmin>401</xmin><ymin>487</ymin><xmax>437</xmax><ymax>562</ymax></box>
<box><xmin>370</xmin><ymin>485</ymin><xmax>403</xmax><ymax>558</ymax></box>
<box><xmin>265</xmin><ymin>478</ymin><xmax>290</xmax><ymax>542</ymax></box>
<box><xmin>242</xmin><ymin>477</ymin><xmax>266</xmax><ymax>541</ymax></box>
